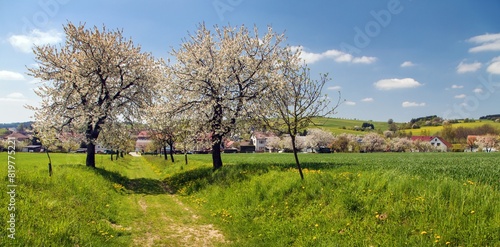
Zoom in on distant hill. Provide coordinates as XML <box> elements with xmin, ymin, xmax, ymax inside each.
<box><xmin>312</xmin><ymin>117</ymin><xmax>390</xmax><ymax>135</ymax></box>
<box><xmin>479</xmin><ymin>114</ymin><xmax>500</xmax><ymax>121</ymax></box>
<box><xmin>312</xmin><ymin>117</ymin><xmax>500</xmax><ymax>136</ymax></box>
<box><xmin>400</xmin><ymin>120</ymin><xmax>500</xmax><ymax>136</ymax></box>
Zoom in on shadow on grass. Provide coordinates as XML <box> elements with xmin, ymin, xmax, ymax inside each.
<box><xmin>162</xmin><ymin>161</ymin><xmax>359</xmax><ymax>195</ymax></box>
<box><xmin>93</xmin><ymin>167</ymin><xmax>171</xmax><ymax>195</ymax></box>
<box><xmin>71</xmin><ymin>160</ymin><xmax>359</xmax><ymax>195</ymax></box>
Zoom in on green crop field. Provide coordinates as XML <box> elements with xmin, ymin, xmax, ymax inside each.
<box><xmin>1</xmin><ymin>152</ymin><xmax>499</xmax><ymax>246</ymax></box>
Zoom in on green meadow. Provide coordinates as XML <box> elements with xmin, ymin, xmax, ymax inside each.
<box><xmin>1</xmin><ymin>152</ymin><xmax>499</xmax><ymax>246</ymax></box>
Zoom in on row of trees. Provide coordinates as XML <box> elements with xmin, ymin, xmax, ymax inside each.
<box><xmin>266</xmin><ymin>129</ymin><xmax>500</xmax><ymax>153</ymax></box>
<box><xmin>28</xmin><ymin>22</ymin><xmax>341</xmax><ymax>179</ymax></box>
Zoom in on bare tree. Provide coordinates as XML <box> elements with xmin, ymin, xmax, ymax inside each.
<box><xmin>168</xmin><ymin>23</ymin><xmax>287</xmax><ymax>170</ymax></box>
<box><xmin>256</xmin><ymin>56</ymin><xmax>343</xmax><ymax>179</ymax></box>
<box><xmin>27</xmin><ymin>22</ymin><xmax>162</xmax><ymax>168</ymax></box>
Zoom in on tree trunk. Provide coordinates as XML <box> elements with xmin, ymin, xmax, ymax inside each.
<box><xmin>163</xmin><ymin>145</ymin><xmax>168</xmax><ymax>160</ymax></box>
<box><xmin>169</xmin><ymin>142</ymin><xmax>175</xmax><ymax>163</ymax></box>
<box><xmin>86</xmin><ymin>143</ymin><xmax>96</xmax><ymax>168</ymax></box>
<box><xmin>45</xmin><ymin>148</ymin><xmax>53</xmax><ymax>176</ymax></box>
<box><xmin>110</xmin><ymin>152</ymin><xmax>114</xmax><ymax>161</ymax></box>
<box><xmin>291</xmin><ymin>135</ymin><xmax>304</xmax><ymax>180</ymax></box>
<box><xmin>120</xmin><ymin>151</ymin><xmax>124</xmax><ymax>158</ymax></box>
<box><xmin>184</xmin><ymin>151</ymin><xmax>188</xmax><ymax>165</ymax></box>
<box><xmin>212</xmin><ymin>135</ymin><xmax>223</xmax><ymax>170</ymax></box>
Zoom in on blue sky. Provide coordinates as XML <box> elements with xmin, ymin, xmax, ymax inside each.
<box><xmin>1</xmin><ymin>0</ymin><xmax>500</xmax><ymax>123</ymax></box>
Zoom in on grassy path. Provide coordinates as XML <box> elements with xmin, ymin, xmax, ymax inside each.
<box><xmin>115</xmin><ymin>156</ymin><xmax>226</xmax><ymax>247</ymax></box>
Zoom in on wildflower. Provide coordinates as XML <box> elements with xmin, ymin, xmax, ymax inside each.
<box><xmin>377</xmin><ymin>213</ymin><xmax>388</xmax><ymax>221</ymax></box>
<box><xmin>421</xmin><ymin>231</ymin><xmax>427</xmax><ymax>235</ymax></box>
<box><xmin>446</xmin><ymin>242</ymin><xmax>451</xmax><ymax>245</ymax></box>
<box><xmin>315</xmin><ymin>224</ymin><xmax>319</xmax><ymax>227</ymax></box>
<box><xmin>470</xmin><ymin>210</ymin><xmax>475</xmax><ymax>214</ymax></box>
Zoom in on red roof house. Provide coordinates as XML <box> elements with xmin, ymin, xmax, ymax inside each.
<box><xmin>410</xmin><ymin>136</ymin><xmax>452</xmax><ymax>151</ymax></box>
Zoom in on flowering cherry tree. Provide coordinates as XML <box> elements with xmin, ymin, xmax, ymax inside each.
<box><xmin>168</xmin><ymin>23</ymin><xmax>288</xmax><ymax>170</ymax></box>
<box><xmin>361</xmin><ymin>132</ymin><xmax>386</xmax><ymax>152</ymax></box>
<box><xmin>306</xmin><ymin>128</ymin><xmax>335</xmax><ymax>150</ymax></box>
<box><xmin>389</xmin><ymin>137</ymin><xmax>412</xmax><ymax>152</ymax></box>
<box><xmin>28</xmin><ymin>22</ymin><xmax>162</xmax><ymax>167</ymax></box>
<box><xmin>475</xmin><ymin>134</ymin><xmax>498</xmax><ymax>152</ymax></box>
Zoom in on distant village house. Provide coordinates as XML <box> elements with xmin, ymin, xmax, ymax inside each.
<box><xmin>410</xmin><ymin>136</ymin><xmax>452</xmax><ymax>152</ymax></box>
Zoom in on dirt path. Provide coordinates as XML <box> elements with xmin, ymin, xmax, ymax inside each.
<box><xmin>123</xmin><ymin>157</ymin><xmax>226</xmax><ymax>247</ymax></box>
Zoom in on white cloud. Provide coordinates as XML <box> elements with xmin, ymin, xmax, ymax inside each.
<box><xmin>400</xmin><ymin>61</ymin><xmax>415</xmax><ymax>67</ymax></box>
<box><xmin>467</xmin><ymin>33</ymin><xmax>500</xmax><ymax>53</ymax></box>
<box><xmin>402</xmin><ymin>101</ymin><xmax>426</xmax><ymax>107</ymax></box>
<box><xmin>352</xmin><ymin>56</ymin><xmax>377</xmax><ymax>64</ymax></box>
<box><xmin>473</xmin><ymin>88</ymin><xmax>483</xmax><ymax>94</ymax></box>
<box><xmin>451</xmin><ymin>84</ymin><xmax>464</xmax><ymax>89</ymax></box>
<box><xmin>456</xmin><ymin>61</ymin><xmax>481</xmax><ymax>74</ymax></box>
<box><xmin>291</xmin><ymin>46</ymin><xmax>377</xmax><ymax>65</ymax></box>
<box><xmin>454</xmin><ymin>94</ymin><xmax>466</xmax><ymax>99</ymax></box>
<box><xmin>374</xmin><ymin>78</ymin><xmax>422</xmax><ymax>90</ymax></box>
<box><xmin>0</xmin><ymin>92</ymin><xmax>27</xmax><ymax>102</ymax></box>
<box><xmin>344</xmin><ymin>101</ymin><xmax>356</xmax><ymax>106</ymax></box>
<box><xmin>0</xmin><ymin>70</ymin><xmax>25</xmax><ymax>81</ymax></box>
<box><xmin>486</xmin><ymin>56</ymin><xmax>500</xmax><ymax>75</ymax></box>
<box><xmin>8</xmin><ymin>29</ymin><xmax>63</xmax><ymax>53</ymax></box>
<box><xmin>361</xmin><ymin>97</ymin><xmax>374</xmax><ymax>102</ymax></box>
<box><xmin>327</xmin><ymin>85</ymin><xmax>342</xmax><ymax>90</ymax></box>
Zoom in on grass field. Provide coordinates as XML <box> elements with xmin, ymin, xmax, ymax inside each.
<box><xmin>1</xmin><ymin>152</ymin><xmax>499</xmax><ymax>246</ymax></box>
<box><xmin>311</xmin><ymin>117</ymin><xmax>389</xmax><ymax>135</ymax></box>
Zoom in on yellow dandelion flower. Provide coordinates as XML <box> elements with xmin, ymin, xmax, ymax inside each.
<box><xmin>315</xmin><ymin>224</ymin><xmax>319</xmax><ymax>227</ymax></box>
<box><xmin>470</xmin><ymin>210</ymin><xmax>475</xmax><ymax>214</ymax></box>
<box><xmin>421</xmin><ymin>231</ymin><xmax>427</xmax><ymax>235</ymax></box>
<box><xmin>446</xmin><ymin>241</ymin><xmax>451</xmax><ymax>245</ymax></box>
<box><xmin>378</xmin><ymin>213</ymin><xmax>388</xmax><ymax>220</ymax></box>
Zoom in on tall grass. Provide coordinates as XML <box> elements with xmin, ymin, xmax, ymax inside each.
<box><xmin>168</xmin><ymin>152</ymin><xmax>500</xmax><ymax>246</ymax></box>
<box><xmin>0</xmin><ymin>153</ymin><xmax>130</xmax><ymax>246</ymax></box>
